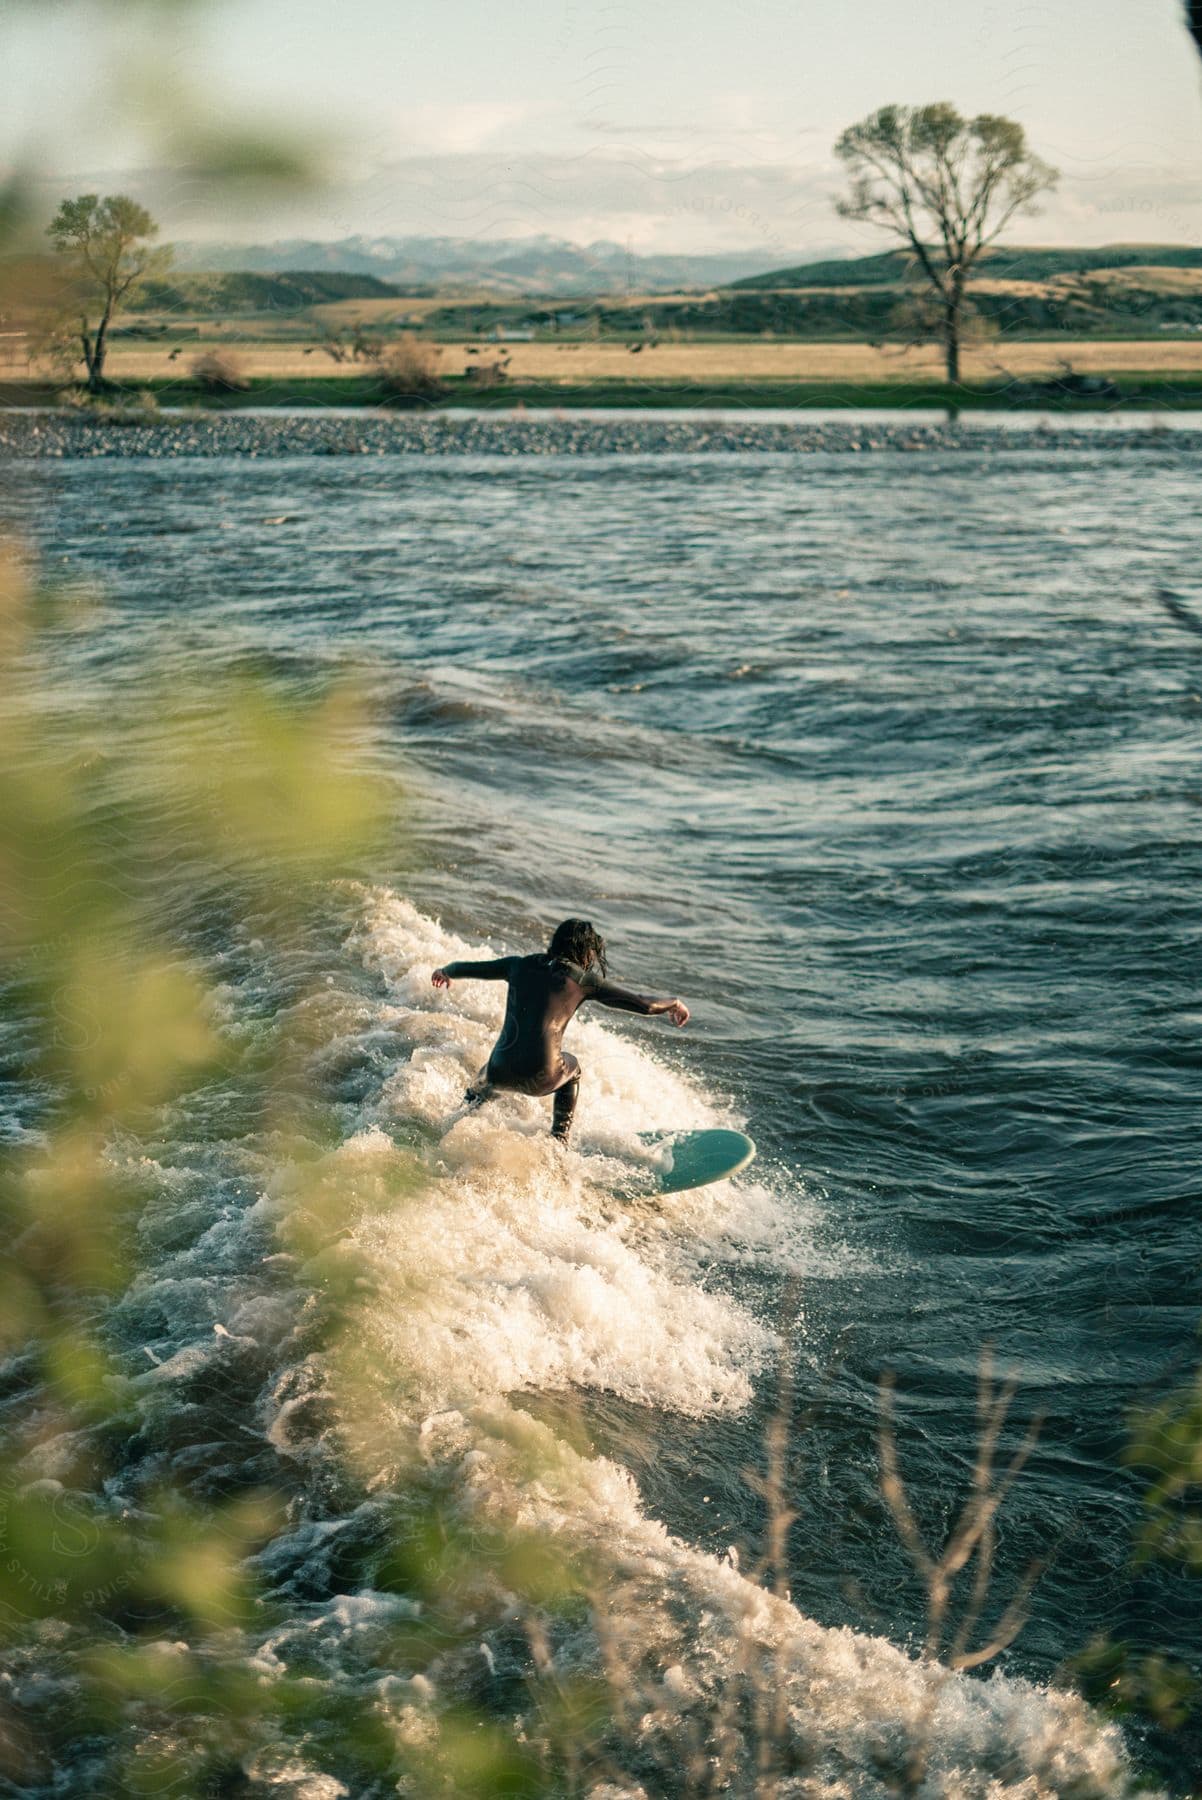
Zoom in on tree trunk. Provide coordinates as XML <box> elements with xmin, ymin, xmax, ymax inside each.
<box><xmin>944</xmin><ymin>271</ymin><xmax>965</xmax><ymax>385</ymax></box>
<box><xmin>87</xmin><ymin>300</ymin><xmax>114</xmax><ymax>391</ymax></box>
<box><xmin>944</xmin><ymin>304</ymin><xmax>960</xmax><ymax>384</ymax></box>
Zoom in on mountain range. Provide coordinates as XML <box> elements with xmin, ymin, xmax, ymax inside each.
<box><xmin>170</xmin><ymin>234</ymin><xmax>815</xmax><ymax>296</ymax></box>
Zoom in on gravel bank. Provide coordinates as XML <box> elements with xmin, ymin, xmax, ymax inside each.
<box><xmin>1</xmin><ymin>411</ymin><xmax>1198</xmax><ymax>459</ymax></box>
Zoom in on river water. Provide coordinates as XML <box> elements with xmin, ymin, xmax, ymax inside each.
<box><xmin>6</xmin><ymin>424</ymin><xmax>1202</xmax><ymax>1792</ymax></box>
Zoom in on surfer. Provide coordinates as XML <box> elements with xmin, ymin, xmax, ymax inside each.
<box><xmin>431</xmin><ymin>918</ymin><xmax>690</xmax><ymax>1143</ymax></box>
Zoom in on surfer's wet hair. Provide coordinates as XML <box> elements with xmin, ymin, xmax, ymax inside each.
<box><xmin>548</xmin><ymin>918</ymin><xmax>608</xmax><ymax>977</ymax></box>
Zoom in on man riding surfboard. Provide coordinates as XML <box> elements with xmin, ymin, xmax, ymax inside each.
<box><xmin>432</xmin><ymin>918</ymin><xmax>690</xmax><ymax>1143</ymax></box>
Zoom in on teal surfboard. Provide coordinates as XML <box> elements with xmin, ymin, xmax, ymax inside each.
<box><xmin>637</xmin><ymin>1128</ymin><xmax>756</xmax><ymax>1195</ymax></box>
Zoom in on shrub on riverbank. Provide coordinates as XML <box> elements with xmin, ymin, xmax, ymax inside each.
<box><xmin>372</xmin><ymin>332</ymin><xmax>445</xmax><ymax>404</ymax></box>
<box><xmin>192</xmin><ymin>349</ymin><xmax>250</xmax><ymax>393</ymax></box>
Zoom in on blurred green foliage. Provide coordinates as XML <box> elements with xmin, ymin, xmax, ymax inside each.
<box><xmin>1129</xmin><ymin>1364</ymin><xmax>1202</xmax><ymax>1574</ymax></box>
<box><xmin>0</xmin><ymin>9</ymin><xmax>614</xmax><ymax>1783</ymax></box>
<box><xmin>2</xmin><ymin>543</ymin><xmax>365</xmax><ymax>1777</ymax></box>
<box><xmin>1066</xmin><ymin>1352</ymin><xmax>1202</xmax><ymax>1777</ymax></box>
<box><xmin>0</xmin><ymin>538</ymin><xmax>613</xmax><ymax>1793</ymax></box>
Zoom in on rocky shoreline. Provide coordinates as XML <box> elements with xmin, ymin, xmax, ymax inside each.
<box><xmin>1</xmin><ymin>409</ymin><xmax>1198</xmax><ymax>459</ymax></box>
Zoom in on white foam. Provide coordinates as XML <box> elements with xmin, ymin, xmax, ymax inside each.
<box><xmin>345</xmin><ymin>890</ymin><xmax>789</xmax><ymax>1417</ymax></box>
<box><xmin>323</xmin><ymin>891</ymin><xmax>1148</xmax><ymax>1793</ymax></box>
<box><xmin>90</xmin><ymin>885</ymin><xmax>1146</xmax><ymax>1795</ymax></box>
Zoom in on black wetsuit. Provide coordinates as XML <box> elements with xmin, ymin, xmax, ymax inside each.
<box><xmin>440</xmin><ymin>953</ymin><xmax>665</xmax><ymax>1138</ymax></box>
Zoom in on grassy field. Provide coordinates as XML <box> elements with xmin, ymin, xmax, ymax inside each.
<box><xmin>12</xmin><ymin>337</ymin><xmax>1202</xmax><ymax>387</ymax></box>
<box><xmin>6</xmin><ymin>372</ymin><xmax>1202</xmax><ymax>412</ymax></box>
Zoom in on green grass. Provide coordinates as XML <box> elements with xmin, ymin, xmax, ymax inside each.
<box><xmin>426</xmin><ymin>374</ymin><xmax>1202</xmax><ymax>411</ymax></box>
<box><xmin>6</xmin><ymin>372</ymin><xmax>1202</xmax><ymax>413</ymax></box>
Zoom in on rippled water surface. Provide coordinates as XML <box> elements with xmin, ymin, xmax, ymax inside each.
<box><xmin>9</xmin><ymin>433</ymin><xmax>1202</xmax><ymax>1785</ymax></box>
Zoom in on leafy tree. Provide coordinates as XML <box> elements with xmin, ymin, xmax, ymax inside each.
<box><xmin>45</xmin><ymin>193</ymin><xmax>169</xmax><ymax>389</ymax></box>
<box><xmin>834</xmin><ymin>104</ymin><xmax>1057</xmax><ymax>382</ymax></box>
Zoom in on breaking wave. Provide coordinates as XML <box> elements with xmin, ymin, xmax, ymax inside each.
<box><xmin>79</xmin><ymin>889</ymin><xmax>1144</xmax><ymax>1796</ymax></box>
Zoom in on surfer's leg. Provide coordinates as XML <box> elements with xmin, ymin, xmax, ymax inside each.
<box><xmin>550</xmin><ymin>1055</ymin><xmax>581</xmax><ymax>1143</ymax></box>
<box><xmin>464</xmin><ymin>1066</ymin><xmax>496</xmax><ymax>1110</ymax></box>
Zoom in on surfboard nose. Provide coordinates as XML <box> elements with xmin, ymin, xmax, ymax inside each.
<box><xmin>636</xmin><ymin>1128</ymin><xmax>757</xmax><ymax>1195</ymax></box>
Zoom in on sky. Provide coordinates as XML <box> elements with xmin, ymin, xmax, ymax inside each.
<box><xmin>4</xmin><ymin>0</ymin><xmax>1201</xmax><ymax>258</ymax></box>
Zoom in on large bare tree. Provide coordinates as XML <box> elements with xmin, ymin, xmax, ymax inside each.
<box><xmin>834</xmin><ymin>104</ymin><xmax>1057</xmax><ymax>382</ymax></box>
<box><xmin>46</xmin><ymin>193</ymin><xmax>169</xmax><ymax>390</ymax></box>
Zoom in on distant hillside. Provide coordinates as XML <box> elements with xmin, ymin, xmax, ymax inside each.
<box><xmin>567</xmin><ymin>264</ymin><xmax>1202</xmax><ymax>339</ymax></box>
<box><xmin>129</xmin><ymin>270</ymin><xmax>399</xmax><ymax>314</ymax></box>
<box><xmin>170</xmin><ymin>235</ymin><xmax>808</xmax><ymax>297</ymax></box>
<box><xmin>734</xmin><ymin>244</ymin><xmax>1202</xmax><ymax>289</ymax></box>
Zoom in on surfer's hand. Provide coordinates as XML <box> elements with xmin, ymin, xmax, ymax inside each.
<box><xmin>431</xmin><ymin>969</ymin><xmax>451</xmax><ymax>989</ymax></box>
<box><xmin>665</xmin><ymin>1000</ymin><xmax>690</xmax><ymax>1027</ymax></box>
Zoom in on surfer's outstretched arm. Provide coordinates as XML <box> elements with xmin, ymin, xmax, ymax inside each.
<box><xmin>590</xmin><ymin>980</ymin><xmax>690</xmax><ymax>1026</ymax></box>
<box><xmin>432</xmin><ymin>957</ymin><xmax>515</xmax><ymax>988</ymax></box>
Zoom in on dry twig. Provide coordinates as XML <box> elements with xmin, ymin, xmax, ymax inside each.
<box><xmin>878</xmin><ymin>1345</ymin><xmax>1047</xmax><ymax>1670</ymax></box>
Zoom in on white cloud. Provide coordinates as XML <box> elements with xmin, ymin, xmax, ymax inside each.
<box><xmin>26</xmin><ymin>143</ymin><xmax>1202</xmax><ymax>259</ymax></box>
<box><xmin>388</xmin><ymin>103</ymin><xmax>538</xmax><ymax>156</ymax></box>
<box><xmin>295</xmin><ymin>149</ymin><xmax>842</xmax><ymax>255</ymax></box>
